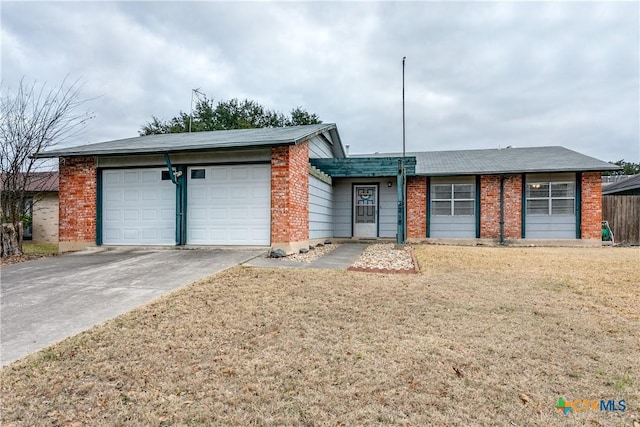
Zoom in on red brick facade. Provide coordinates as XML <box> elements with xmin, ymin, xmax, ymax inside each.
<box><xmin>406</xmin><ymin>176</ymin><xmax>427</xmax><ymax>238</ymax></box>
<box><xmin>55</xmin><ymin>148</ymin><xmax>604</xmax><ymax>250</ymax></box>
<box><xmin>580</xmin><ymin>172</ymin><xmax>602</xmax><ymax>240</ymax></box>
<box><xmin>503</xmin><ymin>175</ymin><xmax>522</xmax><ymax>239</ymax></box>
<box><xmin>479</xmin><ymin>175</ymin><xmax>500</xmax><ymax>238</ymax></box>
<box><xmin>58</xmin><ymin>156</ymin><xmax>96</xmax><ymax>250</ymax></box>
<box><xmin>479</xmin><ymin>175</ymin><xmax>522</xmax><ymax>239</ymax></box>
<box><xmin>271</xmin><ymin>141</ymin><xmax>309</xmax><ymax>248</ymax></box>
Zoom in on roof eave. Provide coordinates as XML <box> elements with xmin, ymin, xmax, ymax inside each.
<box><xmin>418</xmin><ymin>166</ymin><xmax>620</xmax><ymax>176</ymax></box>
<box><xmin>35</xmin><ymin>139</ymin><xmax>298</xmax><ymax>158</ymax></box>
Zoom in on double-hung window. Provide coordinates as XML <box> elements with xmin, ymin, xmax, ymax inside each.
<box><xmin>431</xmin><ymin>183</ymin><xmax>475</xmax><ymax>216</ymax></box>
<box><xmin>526</xmin><ymin>182</ymin><xmax>575</xmax><ymax>215</ymax></box>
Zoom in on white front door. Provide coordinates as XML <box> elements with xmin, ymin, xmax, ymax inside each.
<box><xmin>353</xmin><ymin>185</ymin><xmax>378</xmax><ymax>238</ymax></box>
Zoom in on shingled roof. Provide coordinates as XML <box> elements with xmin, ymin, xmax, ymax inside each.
<box><xmin>602</xmin><ymin>174</ymin><xmax>640</xmax><ymax>195</ymax></box>
<box><xmin>38</xmin><ymin>124</ymin><xmax>341</xmax><ymax>157</ymax></box>
<box><xmin>355</xmin><ymin>146</ymin><xmax>619</xmax><ymax>176</ymax></box>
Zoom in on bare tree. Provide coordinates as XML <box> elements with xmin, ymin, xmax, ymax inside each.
<box><xmin>1</xmin><ymin>76</ymin><xmax>94</xmax><ymax>256</ymax></box>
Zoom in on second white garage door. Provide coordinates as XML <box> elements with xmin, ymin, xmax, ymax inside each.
<box><xmin>187</xmin><ymin>164</ymin><xmax>271</xmax><ymax>245</ymax></box>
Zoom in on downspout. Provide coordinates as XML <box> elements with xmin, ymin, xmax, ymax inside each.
<box><xmin>500</xmin><ymin>174</ymin><xmax>505</xmax><ymax>245</ymax></box>
<box><xmin>164</xmin><ymin>153</ymin><xmax>183</xmax><ymax>245</ymax></box>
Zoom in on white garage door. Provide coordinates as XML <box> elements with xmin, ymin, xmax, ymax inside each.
<box><xmin>187</xmin><ymin>164</ymin><xmax>270</xmax><ymax>245</ymax></box>
<box><xmin>102</xmin><ymin>168</ymin><xmax>175</xmax><ymax>245</ymax></box>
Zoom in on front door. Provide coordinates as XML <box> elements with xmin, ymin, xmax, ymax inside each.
<box><xmin>353</xmin><ymin>185</ymin><xmax>378</xmax><ymax>238</ymax></box>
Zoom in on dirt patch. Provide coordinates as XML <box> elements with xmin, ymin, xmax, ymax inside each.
<box><xmin>0</xmin><ymin>243</ymin><xmax>58</xmax><ymax>266</ymax></box>
<box><xmin>1</xmin><ymin>246</ymin><xmax>638</xmax><ymax>426</ymax></box>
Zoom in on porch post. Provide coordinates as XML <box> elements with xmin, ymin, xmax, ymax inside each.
<box><xmin>397</xmin><ymin>159</ymin><xmax>405</xmax><ymax>244</ymax></box>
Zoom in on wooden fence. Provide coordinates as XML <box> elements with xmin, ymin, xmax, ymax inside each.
<box><xmin>602</xmin><ymin>195</ymin><xmax>640</xmax><ymax>245</ymax></box>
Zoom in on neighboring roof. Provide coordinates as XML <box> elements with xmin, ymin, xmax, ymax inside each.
<box><xmin>1</xmin><ymin>171</ymin><xmax>59</xmax><ymax>192</ymax></box>
<box><xmin>37</xmin><ymin>124</ymin><xmax>342</xmax><ymax>158</ymax></box>
<box><xmin>354</xmin><ymin>146</ymin><xmax>620</xmax><ymax>176</ymax></box>
<box><xmin>602</xmin><ymin>174</ymin><xmax>640</xmax><ymax>195</ymax></box>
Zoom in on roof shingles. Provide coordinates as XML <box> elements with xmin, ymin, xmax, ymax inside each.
<box><xmin>355</xmin><ymin>146</ymin><xmax>618</xmax><ymax>175</ymax></box>
<box><xmin>38</xmin><ymin>124</ymin><xmax>337</xmax><ymax>158</ymax></box>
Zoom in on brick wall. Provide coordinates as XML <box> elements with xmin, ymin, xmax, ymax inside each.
<box><xmin>503</xmin><ymin>175</ymin><xmax>522</xmax><ymax>239</ymax></box>
<box><xmin>580</xmin><ymin>172</ymin><xmax>602</xmax><ymax>239</ymax></box>
<box><xmin>480</xmin><ymin>175</ymin><xmax>500</xmax><ymax>238</ymax></box>
<box><xmin>480</xmin><ymin>174</ymin><xmax>522</xmax><ymax>239</ymax></box>
<box><xmin>271</xmin><ymin>142</ymin><xmax>309</xmax><ymax>247</ymax></box>
<box><xmin>32</xmin><ymin>192</ymin><xmax>59</xmax><ymax>243</ymax></box>
<box><xmin>59</xmin><ymin>156</ymin><xmax>96</xmax><ymax>249</ymax></box>
<box><xmin>406</xmin><ymin>176</ymin><xmax>427</xmax><ymax>238</ymax></box>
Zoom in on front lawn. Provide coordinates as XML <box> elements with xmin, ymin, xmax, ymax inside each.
<box><xmin>1</xmin><ymin>245</ymin><xmax>638</xmax><ymax>426</ymax></box>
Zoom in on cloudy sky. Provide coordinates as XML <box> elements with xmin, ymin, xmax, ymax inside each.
<box><xmin>2</xmin><ymin>1</ymin><xmax>639</xmax><ymax>162</ymax></box>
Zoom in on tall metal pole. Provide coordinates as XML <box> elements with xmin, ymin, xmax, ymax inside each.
<box><xmin>402</xmin><ymin>57</ymin><xmax>406</xmax><ymax>158</ymax></box>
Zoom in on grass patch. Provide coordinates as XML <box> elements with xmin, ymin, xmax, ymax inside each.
<box><xmin>1</xmin><ymin>245</ymin><xmax>638</xmax><ymax>425</ymax></box>
<box><xmin>22</xmin><ymin>242</ymin><xmax>58</xmax><ymax>255</ymax></box>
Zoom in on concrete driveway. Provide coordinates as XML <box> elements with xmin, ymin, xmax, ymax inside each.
<box><xmin>0</xmin><ymin>247</ymin><xmax>263</xmax><ymax>366</ymax></box>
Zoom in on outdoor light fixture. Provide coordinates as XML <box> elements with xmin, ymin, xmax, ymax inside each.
<box><xmin>388</xmin><ymin>181</ymin><xmax>393</xmax><ymax>187</ymax></box>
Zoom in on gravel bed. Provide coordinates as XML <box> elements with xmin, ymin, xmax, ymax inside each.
<box><xmin>280</xmin><ymin>243</ymin><xmax>340</xmax><ymax>263</ymax></box>
<box><xmin>350</xmin><ymin>243</ymin><xmax>415</xmax><ymax>270</ymax></box>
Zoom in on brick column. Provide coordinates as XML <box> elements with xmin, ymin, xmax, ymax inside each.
<box><xmin>580</xmin><ymin>172</ymin><xmax>602</xmax><ymax>240</ymax></box>
<box><xmin>480</xmin><ymin>175</ymin><xmax>500</xmax><ymax>239</ymax></box>
<box><xmin>271</xmin><ymin>141</ymin><xmax>309</xmax><ymax>254</ymax></box>
<box><xmin>58</xmin><ymin>156</ymin><xmax>97</xmax><ymax>252</ymax></box>
<box><xmin>503</xmin><ymin>175</ymin><xmax>522</xmax><ymax>239</ymax></box>
<box><xmin>480</xmin><ymin>174</ymin><xmax>522</xmax><ymax>240</ymax></box>
<box><xmin>406</xmin><ymin>176</ymin><xmax>427</xmax><ymax>239</ymax></box>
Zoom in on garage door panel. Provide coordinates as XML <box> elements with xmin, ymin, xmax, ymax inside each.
<box><xmin>187</xmin><ymin>164</ymin><xmax>270</xmax><ymax>245</ymax></box>
<box><xmin>229</xmin><ymin>207</ymin><xmax>248</xmax><ymax>219</ymax></box>
<box><xmin>231</xmin><ymin>187</ymin><xmax>248</xmax><ymax>198</ymax></box>
<box><xmin>210</xmin><ymin>188</ymin><xmax>227</xmax><ymax>199</ymax></box>
<box><xmin>123</xmin><ymin>190</ymin><xmax>138</xmax><ymax>202</ymax></box>
<box><xmin>208</xmin><ymin>208</ymin><xmax>226</xmax><ymax>220</ymax></box>
<box><xmin>102</xmin><ymin>168</ymin><xmax>175</xmax><ymax>245</ymax></box>
<box><xmin>123</xmin><ymin>171</ymin><xmax>139</xmax><ymax>183</ymax></box>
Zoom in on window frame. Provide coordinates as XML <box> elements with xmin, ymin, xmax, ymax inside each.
<box><xmin>431</xmin><ymin>183</ymin><xmax>475</xmax><ymax>217</ymax></box>
<box><xmin>526</xmin><ymin>181</ymin><xmax>575</xmax><ymax>216</ymax></box>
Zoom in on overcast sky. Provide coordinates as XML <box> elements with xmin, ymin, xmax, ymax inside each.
<box><xmin>2</xmin><ymin>1</ymin><xmax>639</xmax><ymax>163</ymax></box>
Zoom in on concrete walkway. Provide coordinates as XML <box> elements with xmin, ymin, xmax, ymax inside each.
<box><xmin>243</xmin><ymin>243</ymin><xmax>367</xmax><ymax>269</ymax></box>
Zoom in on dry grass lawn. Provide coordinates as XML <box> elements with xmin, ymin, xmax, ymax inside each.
<box><xmin>1</xmin><ymin>245</ymin><xmax>638</xmax><ymax>426</ymax></box>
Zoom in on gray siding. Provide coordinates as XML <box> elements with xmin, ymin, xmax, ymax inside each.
<box><xmin>429</xmin><ymin>176</ymin><xmax>476</xmax><ymax>238</ymax></box>
<box><xmin>309</xmin><ymin>135</ymin><xmax>334</xmax><ymax>159</ymax></box>
<box><xmin>525</xmin><ymin>173</ymin><xmax>576</xmax><ymax>239</ymax></box>
<box><xmin>333</xmin><ymin>177</ymin><xmax>397</xmax><ymax>238</ymax></box>
<box><xmin>309</xmin><ymin>175</ymin><xmax>333</xmax><ymax>239</ymax></box>
<box><xmin>525</xmin><ymin>216</ymin><xmax>576</xmax><ymax>239</ymax></box>
<box><xmin>430</xmin><ymin>216</ymin><xmax>476</xmax><ymax>238</ymax></box>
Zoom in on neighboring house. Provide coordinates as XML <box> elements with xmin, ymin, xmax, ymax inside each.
<box><xmin>0</xmin><ymin>172</ymin><xmax>59</xmax><ymax>244</ymax></box>
<box><xmin>38</xmin><ymin>124</ymin><xmax>619</xmax><ymax>253</ymax></box>
<box><xmin>602</xmin><ymin>174</ymin><xmax>640</xmax><ymax>245</ymax></box>
<box><xmin>602</xmin><ymin>174</ymin><xmax>640</xmax><ymax>196</ymax></box>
